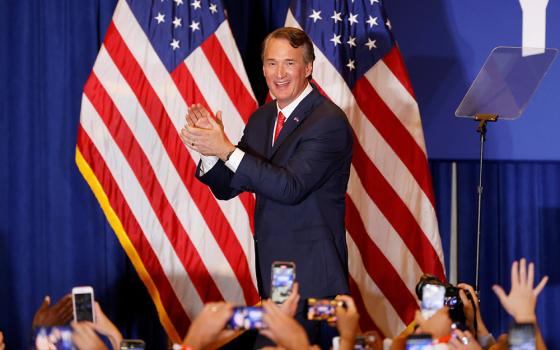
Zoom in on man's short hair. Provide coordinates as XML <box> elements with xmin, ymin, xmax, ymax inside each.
<box><xmin>261</xmin><ymin>27</ymin><xmax>315</xmax><ymax>65</ymax></box>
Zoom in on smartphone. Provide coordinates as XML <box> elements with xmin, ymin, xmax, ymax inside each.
<box><xmin>120</xmin><ymin>339</ymin><xmax>146</xmax><ymax>350</ymax></box>
<box><xmin>420</xmin><ymin>284</ymin><xmax>445</xmax><ymax>319</ymax></box>
<box><xmin>227</xmin><ymin>306</ymin><xmax>266</xmax><ymax>330</ymax></box>
<box><xmin>72</xmin><ymin>286</ymin><xmax>95</xmax><ymax>323</ymax></box>
<box><xmin>508</xmin><ymin>323</ymin><xmax>535</xmax><ymax>350</ymax></box>
<box><xmin>405</xmin><ymin>334</ymin><xmax>434</xmax><ymax>350</ymax></box>
<box><xmin>306</xmin><ymin>298</ymin><xmax>343</xmax><ymax>322</ymax></box>
<box><xmin>34</xmin><ymin>326</ymin><xmax>74</xmax><ymax>350</ymax></box>
<box><xmin>271</xmin><ymin>261</ymin><xmax>296</xmax><ymax>304</ymax></box>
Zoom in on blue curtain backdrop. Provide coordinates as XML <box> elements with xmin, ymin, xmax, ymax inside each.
<box><xmin>0</xmin><ymin>0</ymin><xmax>558</xmax><ymax>349</ymax></box>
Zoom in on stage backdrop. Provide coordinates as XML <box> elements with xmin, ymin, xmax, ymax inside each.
<box><xmin>0</xmin><ymin>0</ymin><xmax>558</xmax><ymax>349</ymax></box>
<box><xmin>384</xmin><ymin>0</ymin><xmax>560</xmax><ymax>160</ymax></box>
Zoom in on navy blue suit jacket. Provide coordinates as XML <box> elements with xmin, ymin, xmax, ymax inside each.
<box><xmin>197</xmin><ymin>88</ymin><xmax>353</xmax><ymax>300</ymax></box>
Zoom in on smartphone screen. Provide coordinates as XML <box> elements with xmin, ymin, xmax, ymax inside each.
<box><xmin>332</xmin><ymin>335</ymin><xmax>367</xmax><ymax>350</ymax></box>
<box><xmin>34</xmin><ymin>326</ymin><xmax>74</xmax><ymax>350</ymax></box>
<box><xmin>420</xmin><ymin>284</ymin><xmax>445</xmax><ymax>319</ymax></box>
<box><xmin>406</xmin><ymin>334</ymin><xmax>434</xmax><ymax>350</ymax></box>
<box><xmin>271</xmin><ymin>261</ymin><xmax>295</xmax><ymax>304</ymax></box>
<box><xmin>227</xmin><ymin>306</ymin><xmax>266</xmax><ymax>330</ymax></box>
<box><xmin>120</xmin><ymin>340</ymin><xmax>146</xmax><ymax>350</ymax></box>
<box><xmin>306</xmin><ymin>298</ymin><xmax>342</xmax><ymax>322</ymax></box>
<box><xmin>508</xmin><ymin>323</ymin><xmax>536</xmax><ymax>350</ymax></box>
<box><xmin>73</xmin><ymin>287</ymin><xmax>95</xmax><ymax>322</ymax></box>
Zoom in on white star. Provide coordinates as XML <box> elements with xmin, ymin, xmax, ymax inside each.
<box><xmin>370</xmin><ymin>0</ymin><xmax>380</xmax><ymax>4</ymax></box>
<box><xmin>331</xmin><ymin>11</ymin><xmax>342</xmax><ymax>23</ymax></box>
<box><xmin>154</xmin><ymin>12</ymin><xmax>165</xmax><ymax>24</ymax></box>
<box><xmin>365</xmin><ymin>37</ymin><xmax>377</xmax><ymax>50</ymax></box>
<box><xmin>346</xmin><ymin>59</ymin><xmax>356</xmax><ymax>71</ymax></box>
<box><xmin>330</xmin><ymin>33</ymin><xmax>342</xmax><ymax>46</ymax></box>
<box><xmin>190</xmin><ymin>20</ymin><xmax>200</xmax><ymax>31</ymax></box>
<box><xmin>386</xmin><ymin>19</ymin><xmax>392</xmax><ymax>30</ymax></box>
<box><xmin>190</xmin><ymin>0</ymin><xmax>201</xmax><ymax>9</ymax></box>
<box><xmin>348</xmin><ymin>12</ymin><xmax>359</xmax><ymax>26</ymax></box>
<box><xmin>174</xmin><ymin>0</ymin><xmax>184</xmax><ymax>5</ymax></box>
<box><xmin>309</xmin><ymin>9</ymin><xmax>322</xmax><ymax>23</ymax></box>
<box><xmin>366</xmin><ymin>16</ymin><xmax>378</xmax><ymax>28</ymax></box>
<box><xmin>172</xmin><ymin>16</ymin><xmax>182</xmax><ymax>28</ymax></box>
<box><xmin>170</xmin><ymin>39</ymin><xmax>180</xmax><ymax>50</ymax></box>
<box><xmin>209</xmin><ymin>3</ymin><xmax>218</xmax><ymax>13</ymax></box>
<box><xmin>347</xmin><ymin>36</ymin><xmax>357</xmax><ymax>48</ymax></box>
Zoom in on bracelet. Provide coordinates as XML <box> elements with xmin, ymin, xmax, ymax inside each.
<box><xmin>225</xmin><ymin>148</ymin><xmax>235</xmax><ymax>161</ymax></box>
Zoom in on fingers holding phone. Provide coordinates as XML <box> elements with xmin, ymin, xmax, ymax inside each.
<box><xmin>271</xmin><ymin>261</ymin><xmax>296</xmax><ymax>305</ymax></box>
<box><xmin>182</xmin><ymin>302</ymin><xmax>233</xmax><ymax>350</ymax></box>
<box><xmin>261</xmin><ymin>300</ymin><xmax>310</xmax><ymax>350</ymax></box>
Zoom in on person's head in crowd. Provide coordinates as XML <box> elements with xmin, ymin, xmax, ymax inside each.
<box><xmin>412</xmin><ymin>276</ymin><xmax>493</xmax><ymax>349</ymax></box>
<box><xmin>415</xmin><ymin>274</ymin><xmax>475</xmax><ymax>333</ymax></box>
<box><xmin>414</xmin><ymin>273</ymin><xmax>497</xmax><ymax>349</ymax></box>
<box><xmin>0</xmin><ymin>330</ymin><xmax>5</xmax><ymax>350</ymax></box>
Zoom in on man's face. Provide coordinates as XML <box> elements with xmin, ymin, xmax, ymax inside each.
<box><xmin>262</xmin><ymin>38</ymin><xmax>312</xmax><ymax>109</ymax></box>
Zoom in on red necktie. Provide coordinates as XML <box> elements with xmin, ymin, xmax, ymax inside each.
<box><xmin>273</xmin><ymin>111</ymin><xmax>286</xmax><ymax>143</ymax></box>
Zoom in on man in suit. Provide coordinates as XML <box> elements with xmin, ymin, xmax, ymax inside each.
<box><xmin>181</xmin><ymin>27</ymin><xmax>353</xmax><ymax>341</ymax></box>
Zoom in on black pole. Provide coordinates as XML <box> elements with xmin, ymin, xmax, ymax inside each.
<box><xmin>474</xmin><ymin>120</ymin><xmax>486</xmax><ymax>293</ymax></box>
<box><xmin>473</xmin><ymin>114</ymin><xmax>497</xmax><ymax>293</ymax></box>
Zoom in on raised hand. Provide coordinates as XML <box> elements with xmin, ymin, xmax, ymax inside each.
<box><xmin>492</xmin><ymin>258</ymin><xmax>548</xmax><ymax>323</ymax></box>
<box><xmin>32</xmin><ymin>294</ymin><xmax>73</xmax><ymax>327</ymax></box>
<box><xmin>335</xmin><ymin>295</ymin><xmax>360</xmax><ymax>350</ymax></box>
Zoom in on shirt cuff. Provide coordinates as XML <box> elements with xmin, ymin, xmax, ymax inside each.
<box><xmin>199</xmin><ymin>155</ymin><xmax>219</xmax><ymax>176</ymax></box>
<box><xmin>224</xmin><ymin>148</ymin><xmax>244</xmax><ymax>173</ymax></box>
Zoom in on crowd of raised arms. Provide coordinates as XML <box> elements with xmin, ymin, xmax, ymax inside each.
<box><xmin>0</xmin><ymin>258</ymin><xmax>548</xmax><ymax>350</ymax></box>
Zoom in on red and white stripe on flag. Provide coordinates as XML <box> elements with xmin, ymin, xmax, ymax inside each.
<box><xmin>284</xmin><ymin>8</ymin><xmax>445</xmax><ymax>336</ymax></box>
<box><xmin>75</xmin><ymin>0</ymin><xmax>259</xmax><ymax>341</ymax></box>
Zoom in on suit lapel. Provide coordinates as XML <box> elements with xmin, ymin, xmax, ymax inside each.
<box><xmin>265</xmin><ymin>106</ymin><xmax>277</xmax><ymax>158</ymax></box>
<box><xmin>270</xmin><ymin>89</ymin><xmax>321</xmax><ymax>156</ymax></box>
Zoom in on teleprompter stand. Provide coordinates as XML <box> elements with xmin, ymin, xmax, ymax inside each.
<box><xmin>455</xmin><ymin>46</ymin><xmax>557</xmax><ymax>292</ymax></box>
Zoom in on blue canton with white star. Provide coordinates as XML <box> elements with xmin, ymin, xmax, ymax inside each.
<box><xmin>291</xmin><ymin>0</ymin><xmax>395</xmax><ymax>88</ymax></box>
<box><xmin>127</xmin><ymin>0</ymin><xmax>226</xmax><ymax>72</ymax></box>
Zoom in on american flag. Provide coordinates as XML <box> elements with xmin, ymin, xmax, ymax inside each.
<box><xmin>285</xmin><ymin>0</ymin><xmax>445</xmax><ymax>336</ymax></box>
<box><xmin>76</xmin><ymin>0</ymin><xmax>260</xmax><ymax>342</ymax></box>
